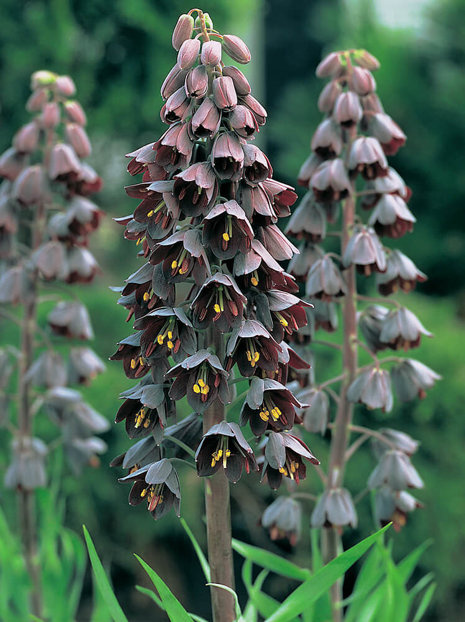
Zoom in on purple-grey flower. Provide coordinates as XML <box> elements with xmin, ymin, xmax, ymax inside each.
<box><xmin>311</xmin><ymin>159</ymin><xmax>351</xmax><ymax>202</ymax></box>
<box><xmin>367</xmin><ymin>113</ymin><xmax>406</xmax><ymax>155</ymax></box>
<box><xmin>261</xmin><ymin>496</ymin><xmax>302</xmax><ymax>547</ymax></box>
<box><xmin>391</xmin><ymin>359</ymin><xmax>441</xmax><ymax>402</ymax></box>
<box><xmin>370</xmin><ymin>428</ymin><xmax>420</xmax><ymax>460</ymax></box>
<box><xmin>311</xmin><ymin>119</ymin><xmax>342</xmax><ymax>158</ymax></box>
<box><xmin>375</xmin><ymin>486</ymin><xmax>422</xmax><ymax>531</ymax></box>
<box><xmin>298</xmin><ymin>387</ymin><xmax>330</xmax><ymax>434</ymax></box>
<box><xmin>67</xmin><ymin>347</ymin><xmax>106</xmax><ymax>385</ymax></box>
<box><xmin>368</xmin><ymin>194</ymin><xmax>415</xmax><ymax>238</ymax></box>
<box><xmin>311</xmin><ymin>488</ymin><xmax>357</xmax><ymax>528</ymax></box>
<box><xmin>306</xmin><ymin>255</ymin><xmax>347</xmax><ymax>301</ymax></box>
<box><xmin>379</xmin><ymin>307</ymin><xmax>432</xmax><ymax>350</ymax></box>
<box><xmin>171</xmin><ymin>14</ymin><xmax>194</xmax><ymax>51</ymax></box>
<box><xmin>368</xmin><ymin>450</ymin><xmax>423</xmax><ymax>490</ymax></box>
<box><xmin>376</xmin><ymin>249</ymin><xmax>426</xmax><ymax>295</ymax></box>
<box><xmin>347</xmin><ymin>366</ymin><xmax>393</xmax><ymax>412</ymax></box>
<box><xmin>4</xmin><ymin>437</ymin><xmax>48</xmax><ymax>490</ymax></box>
<box><xmin>286</xmin><ymin>194</ymin><xmax>326</xmax><ymax>243</ymax></box>
<box><xmin>222</xmin><ymin>65</ymin><xmax>251</xmax><ymax>95</ymax></box>
<box><xmin>349</xmin><ymin>136</ymin><xmax>388</xmax><ymax>179</ymax></box>
<box><xmin>191</xmin><ymin>98</ymin><xmax>221</xmax><ymax>138</ymax></box>
<box><xmin>26</xmin><ymin>351</ymin><xmax>67</xmax><ymax>388</ymax></box>
<box><xmin>342</xmin><ymin>225</ymin><xmax>386</xmax><ymax>275</ymax></box>
<box><xmin>47</xmin><ymin>301</ymin><xmax>94</xmax><ymax>340</ymax></box>
<box><xmin>211</xmin><ymin>132</ymin><xmax>244</xmax><ymax>180</ymax></box>
<box><xmin>358</xmin><ymin>305</ymin><xmax>389</xmax><ymax>352</ymax></box>
<box><xmin>333</xmin><ymin>91</ymin><xmax>363</xmax><ymax>128</ymax></box>
<box><xmin>184</xmin><ymin>64</ymin><xmax>208</xmax><ymax>98</ymax></box>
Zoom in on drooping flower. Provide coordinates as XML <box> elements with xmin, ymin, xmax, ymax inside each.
<box><xmin>261</xmin><ymin>431</ymin><xmax>319</xmax><ymax>490</ymax></box>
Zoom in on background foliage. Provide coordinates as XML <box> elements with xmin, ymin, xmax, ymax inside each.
<box><xmin>0</xmin><ymin>0</ymin><xmax>464</xmax><ymax>620</ymax></box>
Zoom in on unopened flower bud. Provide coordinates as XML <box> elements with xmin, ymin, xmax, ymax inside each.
<box><xmin>66</xmin><ymin>124</ymin><xmax>91</xmax><ymax>158</ymax></box>
<box><xmin>350</xmin><ymin>66</ymin><xmax>376</xmax><ymax>96</ymax></box>
<box><xmin>355</xmin><ymin>50</ymin><xmax>380</xmax><ymax>71</ymax></box>
<box><xmin>55</xmin><ymin>75</ymin><xmax>76</xmax><ymax>97</ymax></box>
<box><xmin>316</xmin><ymin>52</ymin><xmax>343</xmax><ymax>78</ymax></box>
<box><xmin>177</xmin><ymin>38</ymin><xmax>200</xmax><ymax>70</ymax></box>
<box><xmin>333</xmin><ymin>91</ymin><xmax>363</xmax><ymax>128</ymax></box>
<box><xmin>201</xmin><ymin>40</ymin><xmax>222</xmax><ymax>66</ymax></box>
<box><xmin>13</xmin><ymin>122</ymin><xmax>39</xmax><ymax>154</ymax></box>
<box><xmin>64</xmin><ymin>101</ymin><xmax>87</xmax><ymax>126</ymax></box>
<box><xmin>26</xmin><ymin>88</ymin><xmax>48</xmax><ymax>112</ymax></box>
<box><xmin>317</xmin><ymin>80</ymin><xmax>341</xmax><ymax>113</ymax></box>
<box><xmin>222</xmin><ymin>34</ymin><xmax>251</xmax><ymax>64</ymax></box>
<box><xmin>41</xmin><ymin>102</ymin><xmax>60</xmax><ymax>128</ymax></box>
<box><xmin>222</xmin><ymin>65</ymin><xmax>251</xmax><ymax>95</ymax></box>
<box><xmin>31</xmin><ymin>70</ymin><xmax>56</xmax><ymax>89</ymax></box>
<box><xmin>212</xmin><ymin>76</ymin><xmax>237</xmax><ymax>111</ymax></box>
<box><xmin>161</xmin><ymin>64</ymin><xmax>187</xmax><ymax>100</ymax></box>
<box><xmin>172</xmin><ymin>14</ymin><xmax>194</xmax><ymax>51</ymax></box>
<box><xmin>184</xmin><ymin>65</ymin><xmax>208</xmax><ymax>98</ymax></box>
<box><xmin>194</xmin><ymin>12</ymin><xmax>213</xmax><ymax>30</ymax></box>
<box><xmin>241</xmin><ymin>94</ymin><xmax>267</xmax><ymax>126</ymax></box>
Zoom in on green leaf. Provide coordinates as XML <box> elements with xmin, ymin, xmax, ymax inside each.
<box><xmin>397</xmin><ymin>540</ymin><xmax>432</xmax><ymax>584</ymax></box>
<box><xmin>180</xmin><ymin>518</ymin><xmax>211</xmax><ymax>582</ymax></box>
<box><xmin>267</xmin><ymin>524</ymin><xmax>391</xmax><ymax>622</ymax></box>
<box><xmin>408</xmin><ymin>573</ymin><xmax>434</xmax><ymax>602</ymax></box>
<box><xmin>135</xmin><ymin>585</ymin><xmax>163</xmax><ymax>608</ymax></box>
<box><xmin>82</xmin><ymin>526</ymin><xmax>128</xmax><ymax>622</ymax></box>
<box><xmin>412</xmin><ymin>583</ymin><xmax>436</xmax><ymax>622</ymax></box>
<box><xmin>135</xmin><ymin>554</ymin><xmax>193</xmax><ymax>622</ymax></box>
<box><xmin>206</xmin><ymin>583</ymin><xmax>242</xmax><ymax>620</ymax></box>
<box><xmin>232</xmin><ymin>539</ymin><xmax>310</xmax><ymax>581</ymax></box>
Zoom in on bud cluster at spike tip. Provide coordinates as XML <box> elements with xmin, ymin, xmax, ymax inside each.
<box><xmin>275</xmin><ymin>48</ymin><xmax>440</xmax><ymax>534</ymax></box>
<box><xmin>111</xmin><ymin>9</ymin><xmax>320</xmax><ymax>522</ymax></box>
<box><xmin>0</xmin><ymin>71</ymin><xmax>108</xmax><ymax>486</ymax></box>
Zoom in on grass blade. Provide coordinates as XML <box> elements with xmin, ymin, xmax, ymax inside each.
<box><xmin>180</xmin><ymin>518</ymin><xmax>210</xmax><ymax>582</ymax></box>
<box><xmin>232</xmin><ymin>539</ymin><xmax>310</xmax><ymax>581</ymax></box>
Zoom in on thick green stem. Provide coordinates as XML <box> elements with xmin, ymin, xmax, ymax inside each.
<box><xmin>203</xmin><ymin>326</ymin><xmax>236</xmax><ymax>622</ymax></box>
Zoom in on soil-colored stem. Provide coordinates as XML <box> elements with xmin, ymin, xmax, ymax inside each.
<box><xmin>203</xmin><ymin>325</ymin><xmax>236</xmax><ymax>622</ymax></box>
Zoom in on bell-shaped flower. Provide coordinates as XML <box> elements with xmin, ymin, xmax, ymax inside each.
<box><xmin>120</xmin><ymin>458</ymin><xmax>181</xmax><ymax>520</ymax></box>
<box><xmin>379</xmin><ymin>307</ymin><xmax>432</xmax><ymax>350</ymax></box>
<box><xmin>333</xmin><ymin>91</ymin><xmax>363</xmax><ymax>128</ymax></box>
<box><xmin>376</xmin><ymin>249</ymin><xmax>426</xmax><ymax>295</ymax></box>
<box><xmin>65</xmin><ymin>247</ymin><xmax>99</xmax><ymax>284</ymax></box>
<box><xmin>212</xmin><ymin>76</ymin><xmax>238</xmax><ymax>111</ymax></box>
<box><xmin>265</xmin><ymin>290</ymin><xmax>311</xmax><ymax>342</ymax></box>
<box><xmin>135</xmin><ymin>306</ymin><xmax>196</xmax><ymax>363</ymax></box>
<box><xmin>184</xmin><ymin>64</ymin><xmax>208</xmax><ymax>98</ymax></box>
<box><xmin>110</xmin><ymin>332</ymin><xmax>153</xmax><ymax>380</ymax></box>
<box><xmin>132</xmin><ymin>180</ymin><xmax>180</xmax><ymax>242</ymax></box>
<box><xmin>191</xmin><ymin>98</ymin><xmax>221</xmax><ymax>138</ymax></box>
<box><xmin>261</xmin><ymin>431</ymin><xmax>319</xmax><ymax>490</ymax></box>
<box><xmin>149</xmin><ymin>229</ymin><xmax>210</xmax><ymax>286</ymax></box>
<box><xmin>368</xmin><ymin>449</ymin><xmax>424</xmax><ymax>490</ymax></box>
<box><xmin>166</xmin><ymin>350</ymin><xmax>230</xmax><ymax>413</ymax></box>
<box><xmin>229</xmin><ymin>105</ymin><xmax>258</xmax><ymax>138</ymax></box>
<box><xmin>347</xmin><ymin>365</ymin><xmax>393</xmax><ymax>412</ymax></box>
<box><xmin>67</xmin><ymin>347</ymin><xmax>105</xmax><ymax>385</ymax></box>
<box><xmin>261</xmin><ymin>496</ymin><xmax>302</xmax><ymax>547</ymax></box>
<box><xmin>298</xmin><ymin>387</ymin><xmax>330</xmax><ymax>434</ymax></box>
<box><xmin>195</xmin><ymin>421</ymin><xmax>257</xmax><ymax>483</ymax></box>
<box><xmin>349</xmin><ymin>66</ymin><xmax>376</xmax><ymax>96</ymax></box>
<box><xmin>242</xmin><ymin>145</ymin><xmax>272</xmax><ymax>186</ymax></box>
<box><xmin>202</xmin><ymin>200</ymin><xmax>253</xmax><ymax>260</ymax></box>
<box><xmin>13</xmin><ymin>122</ymin><xmax>40</xmax><ymax>154</ymax></box>
<box><xmin>311</xmin><ymin>158</ymin><xmax>351</xmax><ymax>202</ymax></box>
<box><xmin>191</xmin><ymin>273</ymin><xmax>246</xmax><ymax>333</ymax></box>
<box><xmin>286</xmin><ymin>194</ymin><xmax>326</xmax><ymax>243</ymax></box>
<box><xmin>368</xmin><ymin>113</ymin><xmax>406</xmax><ymax>155</ymax></box>
<box><xmin>65</xmin><ymin>123</ymin><xmax>91</xmax><ymax>158</ymax></box>
<box><xmin>111</xmin><ymin>435</ymin><xmax>161</xmax><ymax>471</ymax></box>
<box><xmin>262</xmin><ymin>179</ymin><xmax>297</xmax><ymax>219</ymax></box>
<box><xmin>342</xmin><ymin>225</ymin><xmax>386</xmax><ymax>275</ymax></box>
<box><xmin>43</xmin><ymin>387</ymin><xmax>109</xmax><ymax>437</ymax></box>
<box><xmin>391</xmin><ymin>359</ymin><xmax>441</xmax><ymax>402</ymax></box>
<box><xmin>225</xmin><ymin>319</ymin><xmax>281</xmax><ymax>377</ymax></box>
<box><xmin>371</xmin><ymin>428</ymin><xmax>420</xmax><ymax>460</ymax></box>
<box><xmin>306</xmin><ymin>255</ymin><xmax>347</xmax><ymax>301</ymax></box>
<box><xmin>315</xmin><ymin>52</ymin><xmax>344</xmax><ymax>78</ymax></box>
<box><xmin>241</xmin><ymin>94</ymin><xmax>267</xmax><ymax>126</ymax></box>
<box><xmin>312</xmin><ymin>298</ymin><xmax>339</xmax><ymax>333</ymax></box>
<box><xmin>173</xmin><ymin>161</ymin><xmax>218</xmax><ymax>216</ymax></box>
<box><xmin>375</xmin><ymin>486</ymin><xmax>422</xmax><ymax>531</ymax></box>
<box><xmin>172</xmin><ymin>14</ymin><xmax>194</xmax><ymax>51</ymax></box>
<box><xmin>240</xmin><ymin>377</ymin><xmax>304</xmax><ymax>436</ymax></box>
<box><xmin>358</xmin><ymin>304</ymin><xmax>389</xmax><ymax>352</ymax></box>
<box><xmin>64</xmin><ymin>436</ymin><xmax>107</xmax><ymax>474</ymax></box>
<box><xmin>288</xmin><ymin>242</ymin><xmax>324</xmax><ymax>282</ymax></box>
<box><xmin>47</xmin><ymin>301</ymin><xmax>93</xmax><ymax>340</ymax></box>
<box><xmin>48</xmin><ymin>143</ymin><xmax>81</xmax><ymax>181</ymax></box>
<box><xmin>222</xmin><ymin>65</ymin><xmax>251</xmax><ymax>95</ymax></box>
<box><xmin>349</xmin><ymin>136</ymin><xmax>388</xmax><ymax>179</ymax></box>
<box><xmin>311</xmin><ymin>119</ymin><xmax>342</xmax><ymax>158</ymax></box>
<box><xmin>211</xmin><ymin>132</ymin><xmax>244</xmax><ymax>181</ymax></box>
<box><xmin>153</xmin><ymin>123</ymin><xmax>193</xmax><ymax>173</ymax></box>
<box><xmin>0</xmin><ymin>265</ymin><xmax>27</xmax><ymax>304</ymax></box>
<box><xmin>311</xmin><ymin>488</ymin><xmax>357</xmax><ymax>528</ymax></box>
<box><xmin>368</xmin><ymin>194</ymin><xmax>415</xmax><ymax>238</ymax></box>
<box><xmin>0</xmin><ymin>147</ymin><xmax>27</xmax><ymax>181</ymax></box>
<box><xmin>161</xmin><ymin>87</ymin><xmax>191</xmax><ymax>124</ymax></box>
<box><xmin>116</xmin><ymin>381</ymin><xmax>170</xmax><ymax>441</ymax></box>
<box><xmin>257</xmin><ymin>224</ymin><xmax>298</xmax><ymax>262</ymax></box>
<box><xmin>233</xmin><ymin>239</ymin><xmax>286</xmax><ymax>291</ymax></box>
<box><xmin>12</xmin><ymin>165</ymin><xmax>46</xmax><ymax>205</ymax></box>
<box><xmin>297</xmin><ymin>153</ymin><xmax>323</xmax><ymax>187</ymax></box>
<box><xmin>4</xmin><ymin>437</ymin><xmax>47</xmax><ymax>491</ymax></box>
<box><xmin>25</xmin><ymin>350</ymin><xmax>67</xmax><ymax>388</ymax></box>
<box><xmin>176</xmin><ymin>38</ymin><xmax>200</xmax><ymax>70</ymax></box>
<box><xmin>361</xmin><ymin>167</ymin><xmax>410</xmax><ymax>210</ymax></box>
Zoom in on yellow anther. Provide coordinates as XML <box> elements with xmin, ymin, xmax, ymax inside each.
<box><xmin>130</xmin><ymin>358</ymin><xmax>137</xmax><ymax>369</ymax></box>
<box><xmin>143</xmin><ymin>292</ymin><xmax>150</xmax><ymax>302</ymax></box>
<box><xmin>251</xmin><ymin>359</ymin><xmax>256</xmax><ymax>367</ymax></box>
<box><xmin>136</xmin><ymin>238</ymin><xmax>142</xmax><ymax>246</ymax></box>
<box><xmin>225</xmin><ymin>449</ymin><xmax>231</xmax><ymax>457</ymax></box>
<box><xmin>167</xmin><ymin>331</ymin><xmax>173</xmax><ymax>339</ymax></box>
<box><xmin>275</xmin><ymin>407</ymin><xmax>282</xmax><ymax>416</ymax></box>
<box><xmin>214</xmin><ymin>303</ymin><xmax>221</xmax><ymax>313</ymax></box>
<box><xmin>198</xmin><ymin>379</ymin><xmax>205</xmax><ymax>387</ymax></box>
<box><xmin>167</xmin><ymin>340</ymin><xmax>174</xmax><ymax>349</ymax></box>
<box><xmin>140</xmin><ymin>488</ymin><xmax>147</xmax><ymax>497</ymax></box>
<box><xmin>278</xmin><ymin>313</ymin><xmax>288</xmax><ymax>327</ymax></box>
<box><xmin>171</xmin><ymin>260</ymin><xmax>178</xmax><ymax>269</ymax></box>
<box><xmin>211</xmin><ymin>458</ymin><xmax>216</xmax><ymax>467</ymax></box>
<box><xmin>201</xmin><ymin>385</ymin><xmax>210</xmax><ymax>395</ymax></box>
<box><xmin>290</xmin><ymin>462</ymin><xmax>297</xmax><ymax>473</ymax></box>
<box><xmin>179</xmin><ymin>267</ymin><xmax>187</xmax><ymax>274</ymax></box>
<box><xmin>139</xmin><ymin>357</ymin><xmax>144</xmax><ymax>366</ymax></box>
<box><xmin>254</xmin><ymin>352</ymin><xmax>260</xmax><ymax>362</ymax></box>
<box><xmin>271</xmin><ymin>408</ymin><xmax>279</xmax><ymax>420</ymax></box>
<box><xmin>251</xmin><ymin>276</ymin><xmax>258</xmax><ymax>286</ymax></box>
<box><xmin>222</xmin><ymin>232</ymin><xmax>230</xmax><ymax>242</ymax></box>
<box><xmin>147</xmin><ymin>210</ymin><xmax>154</xmax><ymax>217</ymax></box>
<box><xmin>259</xmin><ymin>411</ymin><xmax>269</xmax><ymax>421</ymax></box>
<box><xmin>279</xmin><ymin>467</ymin><xmax>288</xmax><ymax>475</ymax></box>
<box><xmin>246</xmin><ymin>351</ymin><xmax>252</xmax><ymax>362</ymax></box>
<box><xmin>143</xmin><ymin>419</ymin><xmax>150</xmax><ymax>428</ymax></box>
<box><xmin>157</xmin><ymin>334</ymin><xmax>164</xmax><ymax>345</ymax></box>
<box><xmin>193</xmin><ymin>383</ymin><xmax>201</xmax><ymax>394</ymax></box>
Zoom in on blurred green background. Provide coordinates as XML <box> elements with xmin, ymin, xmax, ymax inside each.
<box><xmin>1</xmin><ymin>0</ymin><xmax>465</xmax><ymax>620</ymax></box>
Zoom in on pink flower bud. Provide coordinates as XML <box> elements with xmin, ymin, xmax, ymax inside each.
<box><xmin>55</xmin><ymin>75</ymin><xmax>76</xmax><ymax>97</ymax></box>
<box><xmin>64</xmin><ymin>101</ymin><xmax>87</xmax><ymax>126</ymax></box>
<box><xmin>66</xmin><ymin>124</ymin><xmax>92</xmax><ymax>158</ymax></box>
<box><xmin>185</xmin><ymin>65</ymin><xmax>208</xmax><ymax>98</ymax></box>
<box><xmin>201</xmin><ymin>41</ymin><xmax>222</xmax><ymax>66</ymax></box>
<box><xmin>355</xmin><ymin>50</ymin><xmax>380</xmax><ymax>71</ymax></box>
<box><xmin>48</xmin><ymin>144</ymin><xmax>81</xmax><ymax>180</ymax></box>
<box><xmin>317</xmin><ymin>80</ymin><xmax>341</xmax><ymax>113</ymax></box>
<box><xmin>222</xmin><ymin>65</ymin><xmax>251</xmax><ymax>95</ymax></box>
<box><xmin>316</xmin><ymin>52</ymin><xmax>343</xmax><ymax>78</ymax></box>
<box><xmin>26</xmin><ymin>89</ymin><xmax>48</xmax><ymax>112</ymax></box>
<box><xmin>161</xmin><ymin>64</ymin><xmax>187</xmax><ymax>100</ymax></box>
<box><xmin>229</xmin><ymin>105</ymin><xmax>258</xmax><ymax>138</ymax></box>
<box><xmin>177</xmin><ymin>38</ymin><xmax>200</xmax><ymax>70</ymax></box>
<box><xmin>13</xmin><ymin>122</ymin><xmax>39</xmax><ymax>154</ymax></box>
<box><xmin>172</xmin><ymin>14</ymin><xmax>195</xmax><ymax>51</ymax></box>
<box><xmin>0</xmin><ymin>148</ymin><xmax>27</xmax><ymax>181</ymax></box>
<box><xmin>31</xmin><ymin>70</ymin><xmax>56</xmax><ymax>89</ymax></box>
<box><xmin>241</xmin><ymin>94</ymin><xmax>267</xmax><ymax>126</ymax></box>
<box><xmin>222</xmin><ymin>34</ymin><xmax>251</xmax><ymax>64</ymax></box>
<box><xmin>333</xmin><ymin>91</ymin><xmax>363</xmax><ymax>128</ymax></box>
<box><xmin>350</xmin><ymin>67</ymin><xmax>376</xmax><ymax>96</ymax></box>
<box><xmin>212</xmin><ymin>76</ymin><xmax>237</xmax><ymax>111</ymax></box>
<box><xmin>12</xmin><ymin>165</ymin><xmax>46</xmax><ymax>205</ymax></box>
<box><xmin>41</xmin><ymin>102</ymin><xmax>60</xmax><ymax>128</ymax></box>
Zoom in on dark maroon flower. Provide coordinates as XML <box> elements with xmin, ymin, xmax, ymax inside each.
<box><xmin>195</xmin><ymin>421</ymin><xmax>257</xmax><ymax>482</ymax></box>
<box><xmin>166</xmin><ymin>350</ymin><xmax>230</xmax><ymax>413</ymax></box>
<box><xmin>149</xmin><ymin>229</ymin><xmax>210</xmax><ymax>285</ymax></box>
<box><xmin>349</xmin><ymin>136</ymin><xmax>388</xmax><ymax>179</ymax></box>
<box><xmin>311</xmin><ymin>158</ymin><xmax>351</xmax><ymax>202</ymax></box>
<box><xmin>202</xmin><ymin>199</ymin><xmax>253</xmax><ymax>260</ymax></box>
<box><xmin>173</xmin><ymin>161</ymin><xmax>218</xmax><ymax>216</ymax></box>
<box><xmin>342</xmin><ymin>225</ymin><xmax>386</xmax><ymax>275</ymax></box>
<box><xmin>116</xmin><ymin>381</ymin><xmax>169</xmax><ymax>440</ymax></box>
<box><xmin>368</xmin><ymin>194</ymin><xmax>415</xmax><ymax>238</ymax></box>
<box><xmin>134</xmin><ymin>306</ymin><xmax>196</xmax><ymax>362</ymax></box>
<box><xmin>260</xmin><ymin>179</ymin><xmax>297</xmax><ymax>218</ymax></box>
<box><xmin>120</xmin><ymin>459</ymin><xmax>181</xmax><ymax>520</ymax></box>
<box><xmin>191</xmin><ymin>273</ymin><xmax>246</xmax><ymax>332</ymax></box>
<box><xmin>242</xmin><ymin>144</ymin><xmax>272</xmax><ymax>185</ymax></box>
<box><xmin>266</xmin><ymin>290</ymin><xmax>311</xmax><ymax>342</ymax></box>
<box><xmin>234</xmin><ymin>239</ymin><xmax>288</xmax><ymax>291</ymax></box>
<box><xmin>376</xmin><ymin>249</ymin><xmax>426</xmax><ymax>295</ymax></box>
<box><xmin>211</xmin><ymin>132</ymin><xmax>244</xmax><ymax>181</ymax></box>
<box><xmin>368</xmin><ymin>113</ymin><xmax>406</xmax><ymax>155</ymax></box>
<box><xmin>225</xmin><ymin>319</ymin><xmax>281</xmax><ymax>377</ymax></box>
<box><xmin>261</xmin><ymin>432</ymin><xmax>319</xmax><ymax>490</ymax></box>
<box><xmin>110</xmin><ymin>332</ymin><xmax>150</xmax><ymax>379</ymax></box>
<box><xmin>240</xmin><ymin>377</ymin><xmax>304</xmax><ymax>436</ymax></box>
